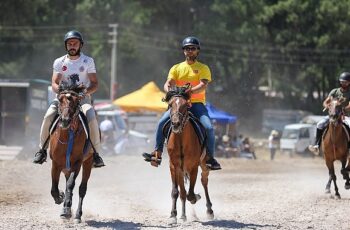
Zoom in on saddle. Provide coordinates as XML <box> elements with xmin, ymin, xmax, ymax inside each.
<box><xmin>49</xmin><ymin>110</ymin><xmax>91</xmax><ymax>155</ymax></box>
<box><xmin>163</xmin><ymin>112</ymin><xmax>207</xmax><ymax>152</ymax></box>
<box><xmin>324</xmin><ymin>123</ymin><xmax>350</xmax><ymax>145</ymax></box>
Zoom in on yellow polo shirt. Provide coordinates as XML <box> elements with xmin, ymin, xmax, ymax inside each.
<box><xmin>167</xmin><ymin>60</ymin><xmax>211</xmax><ymax>103</ymax></box>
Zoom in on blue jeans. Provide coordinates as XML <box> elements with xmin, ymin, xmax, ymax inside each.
<box><xmin>154</xmin><ymin>103</ymin><xmax>215</xmax><ymax>158</ymax></box>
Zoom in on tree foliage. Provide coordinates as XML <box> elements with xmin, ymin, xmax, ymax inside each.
<box><xmin>1</xmin><ymin>0</ymin><xmax>350</xmax><ymax>121</ymax></box>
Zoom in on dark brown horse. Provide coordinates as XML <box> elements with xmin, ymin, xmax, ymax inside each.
<box><xmin>165</xmin><ymin>85</ymin><xmax>214</xmax><ymax>224</ymax></box>
<box><xmin>322</xmin><ymin>97</ymin><xmax>350</xmax><ymax>198</ymax></box>
<box><xmin>49</xmin><ymin>84</ymin><xmax>93</xmax><ymax>223</ymax></box>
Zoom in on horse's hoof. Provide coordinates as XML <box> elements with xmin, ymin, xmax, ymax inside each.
<box><xmin>345</xmin><ymin>184</ymin><xmax>350</xmax><ymax>190</ymax></box>
<box><xmin>325</xmin><ymin>189</ymin><xmax>331</xmax><ymax>194</ymax></box>
<box><xmin>168</xmin><ymin>217</ymin><xmax>177</xmax><ymax>225</ymax></box>
<box><xmin>54</xmin><ymin>191</ymin><xmax>65</xmax><ymax>204</ymax></box>
<box><xmin>192</xmin><ymin>214</ymin><xmax>199</xmax><ymax>222</ymax></box>
<box><xmin>336</xmin><ymin>195</ymin><xmax>341</xmax><ymax>199</ymax></box>
<box><xmin>74</xmin><ymin>218</ymin><xmax>81</xmax><ymax>224</ymax></box>
<box><xmin>60</xmin><ymin>207</ymin><xmax>72</xmax><ymax>219</ymax></box>
<box><xmin>207</xmin><ymin>210</ymin><xmax>214</xmax><ymax>220</ymax></box>
<box><xmin>180</xmin><ymin>216</ymin><xmax>187</xmax><ymax>223</ymax></box>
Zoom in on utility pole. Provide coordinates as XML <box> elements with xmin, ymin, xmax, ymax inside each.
<box><xmin>108</xmin><ymin>23</ymin><xmax>118</xmax><ymax>101</ymax></box>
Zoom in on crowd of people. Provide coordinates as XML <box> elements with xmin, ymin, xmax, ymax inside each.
<box><xmin>215</xmin><ymin>134</ymin><xmax>257</xmax><ymax>159</ymax></box>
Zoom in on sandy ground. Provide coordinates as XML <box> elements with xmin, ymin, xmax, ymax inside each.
<box><xmin>1</xmin><ymin>148</ymin><xmax>350</xmax><ymax>230</ymax></box>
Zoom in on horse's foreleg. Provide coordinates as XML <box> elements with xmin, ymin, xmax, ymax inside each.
<box><xmin>325</xmin><ymin>176</ymin><xmax>332</xmax><ymax>194</ymax></box>
<box><xmin>326</xmin><ymin>160</ymin><xmax>340</xmax><ymax>198</ymax></box>
<box><xmin>187</xmin><ymin>168</ymin><xmax>200</xmax><ymax>204</ymax></box>
<box><xmin>170</xmin><ymin>165</ymin><xmax>178</xmax><ymax>224</ymax></box>
<box><xmin>200</xmin><ymin>164</ymin><xmax>214</xmax><ymax>219</ymax></box>
<box><xmin>61</xmin><ymin>170</ymin><xmax>79</xmax><ymax>219</ymax></box>
<box><xmin>75</xmin><ymin>157</ymin><xmax>93</xmax><ymax>223</ymax></box>
<box><xmin>178</xmin><ymin>170</ymin><xmax>187</xmax><ymax>222</ymax></box>
<box><xmin>51</xmin><ymin>163</ymin><xmax>64</xmax><ymax>205</ymax></box>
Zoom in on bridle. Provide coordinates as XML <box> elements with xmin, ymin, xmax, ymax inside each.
<box><xmin>169</xmin><ymin>96</ymin><xmax>190</xmax><ymax>134</ymax></box>
<box><xmin>57</xmin><ymin>90</ymin><xmax>82</xmax><ymax>128</ymax></box>
<box><xmin>328</xmin><ymin>100</ymin><xmax>343</xmax><ymax>126</ymax></box>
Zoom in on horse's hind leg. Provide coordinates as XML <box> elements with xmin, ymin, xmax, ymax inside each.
<box><xmin>61</xmin><ymin>170</ymin><xmax>79</xmax><ymax>219</ymax></box>
<box><xmin>75</xmin><ymin>158</ymin><xmax>93</xmax><ymax>223</ymax></box>
<box><xmin>340</xmin><ymin>160</ymin><xmax>350</xmax><ymax>190</ymax></box>
<box><xmin>200</xmin><ymin>164</ymin><xmax>214</xmax><ymax>219</ymax></box>
<box><xmin>51</xmin><ymin>163</ymin><xmax>64</xmax><ymax>205</ymax></box>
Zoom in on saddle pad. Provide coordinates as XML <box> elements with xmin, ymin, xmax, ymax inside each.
<box><xmin>163</xmin><ymin>112</ymin><xmax>207</xmax><ymax>151</ymax></box>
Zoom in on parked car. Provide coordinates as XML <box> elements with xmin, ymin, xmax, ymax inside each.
<box><xmin>280</xmin><ymin>123</ymin><xmax>315</xmax><ymax>155</ymax></box>
<box><xmin>94</xmin><ymin>103</ymin><xmax>150</xmax><ymax>155</ymax></box>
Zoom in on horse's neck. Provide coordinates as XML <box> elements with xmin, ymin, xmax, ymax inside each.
<box><xmin>328</xmin><ymin>121</ymin><xmax>344</xmax><ymax>136</ymax></box>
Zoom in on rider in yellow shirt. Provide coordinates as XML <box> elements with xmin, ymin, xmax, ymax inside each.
<box><xmin>142</xmin><ymin>36</ymin><xmax>221</xmax><ymax>170</ymax></box>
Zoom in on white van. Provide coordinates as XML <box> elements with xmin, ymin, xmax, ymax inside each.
<box><xmin>280</xmin><ymin>123</ymin><xmax>316</xmax><ymax>154</ymax></box>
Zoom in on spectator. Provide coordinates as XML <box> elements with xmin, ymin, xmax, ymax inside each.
<box><xmin>268</xmin><ymin>130</ymin><xmax>280</xmax><ymax>160</ymax></box>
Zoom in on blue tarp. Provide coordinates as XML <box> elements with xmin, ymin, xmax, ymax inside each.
<box><xmin>206</xmin><ymin>103</ymin><xmax>237</xmax><ymax>124</ymax></box>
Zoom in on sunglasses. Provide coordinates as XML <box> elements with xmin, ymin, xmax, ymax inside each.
<box><xmin>183</xmin><ymin>46</ymin><xmax>198</xmax><ymax>51</ymax></box>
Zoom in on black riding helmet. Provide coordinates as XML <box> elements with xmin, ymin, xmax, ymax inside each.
<box><xmin>182</xmin><ymin>36</ymin><xmax>200</xmax><ymax>49</ymax></box>
<box><xmin>339</xmin><ymin>72</ymin><xmax>350</xmax><ymax>82</ymax></box>
<box><xmin>64</xmin><ymin>30</ymin><xmax>84</xmax><ymax>46</ymax></box>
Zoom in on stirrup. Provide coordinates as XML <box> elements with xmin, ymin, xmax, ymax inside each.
<box><xmin>92</xmin><ymin>153</ymin><xmax>105</xmax><ymax>168</ymax></box>
<box><xmin>206</xmin><ymin>158</ymin><xmax>222</xmax><ymax>171</ymax></box>
<box><xmin>33</xmin><ymin>149</ymin><xmax>47</xmax><ymax>164</ymax></box>
<box><xmin>142</xmin><ymin>152</ymin><xmax>162</xmax><ymax>167</ymax></box>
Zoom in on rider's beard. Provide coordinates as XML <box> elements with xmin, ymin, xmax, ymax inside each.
<box><xmin>186</xmin><ymin>54</ymin><xmax>198</xmax><ymax>62</ymax></box>
<box><xmin>67</xmin><ymin>47</ymin><xmax>81</xmax><ymax>57</ymax></box>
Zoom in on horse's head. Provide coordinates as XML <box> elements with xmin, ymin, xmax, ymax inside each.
<box><xmin>57</xmin><ymin>83</ymin><xmax>85</xmax><ymax>129</ymax></box>
<box><xmin>328</xmin><ymin>97</ymin><xmax>345</xmax><ymax>124</ymax></box>
<box><xmin>165</xmin><ymin>84</ymin><xmax>191</xmax><ymax>134</ymax></box>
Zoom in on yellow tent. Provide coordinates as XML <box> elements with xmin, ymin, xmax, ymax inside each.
<box><xmin>113</xmin><ymin>81</ymin><xmax>167</xmax><ymax>112</ymax></box>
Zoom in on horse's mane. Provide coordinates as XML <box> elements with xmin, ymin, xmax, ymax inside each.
<box><xmin>58</xmin><ymin>82</ymin><xmax>85</xmax><ymax>94</ymax></box>
<box><xmin>163</xmin><ymin>85</ymin><xmax>191</xmax><ymax>102</ymax></box>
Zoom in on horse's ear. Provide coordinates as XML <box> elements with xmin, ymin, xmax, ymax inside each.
<box><xmin>58</xmin><ymin>81</ymin><xmax>68</xmax><ymax>93</ymax></box>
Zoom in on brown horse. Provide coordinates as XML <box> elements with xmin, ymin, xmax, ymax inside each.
<box><xmin>49</xmin><ymin>84</ymin><xmax>93</xmax><ymax>223</ymax></box>
<box><xmin>322</xmin><ymin>97</ymin><xmax>350</xmax><ymax>199</ymax></box>
<box><xmin>165</xmin><ymin>85</ymin><xmax>214</xmax><ymax>224</ymax></box>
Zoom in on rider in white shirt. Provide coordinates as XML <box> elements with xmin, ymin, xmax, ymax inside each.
<box><xmin>33</xmin><ymin>30</ymin><xmax>105</xmax><ymax>168</ymax></box>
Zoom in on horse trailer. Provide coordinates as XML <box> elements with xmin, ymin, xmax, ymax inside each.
<box><xmin>0</xmin><ymin>79</ymin><xmax>51</xmax><ymax>146</ymax></box>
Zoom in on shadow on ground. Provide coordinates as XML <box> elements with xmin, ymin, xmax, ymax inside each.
<box><xmin>86</xmin><ymin>219</ymin><xmax>141</xmax><ymax>229</ymax></box>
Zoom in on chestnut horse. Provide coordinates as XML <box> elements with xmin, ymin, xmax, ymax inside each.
<box><xmin>49</xmin><ymin>84</ymin><xmax>93</xmax><ymax>223</ymax></box>
<box><xmin>165</xmin><ymin>85</ymin><xmax>214</xmax><ymax>224</ymax></box>
<box><xmin>322</xmin><ymin>97</ymin><xmax>350</xmax><ymax>198</ymax></box>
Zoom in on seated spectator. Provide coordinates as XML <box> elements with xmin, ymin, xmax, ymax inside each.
<box><xmin>217</xmin><ymin>135</ymin><xmax>240</xmax><ymax>158</ymax></box>
<box><xmin>240</xmin><ymin>137</ymin><xmax>257</xmax><ymax>159</ymax></box>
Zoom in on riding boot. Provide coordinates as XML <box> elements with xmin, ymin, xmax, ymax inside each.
<box><xmin>308</xmin><ymin>128</ymin><xmax>323</xmax><ymax>155</ymax></box>
<box><xmin>206</xmin><ymin>157</ymin><xmax>222</xmax><ymax>170</ymax></box>
<box><xmin>142</xmin><ymin>150</ymin><xmax>162</xmax><ymax>167</ymax></box>
<box><xmin>92</xmin><ymin>152</ymin><xmax>105</xmax><ymax>168</ymax></box>
<box><xmin>33</xmin><ymin>149</ymin><xmax>47</xmax><ymax>164</ymax></box>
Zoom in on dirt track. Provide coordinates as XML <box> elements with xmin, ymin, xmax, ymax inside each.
<box><xmin>1</xmin><ymin>149</ymin><xmax>350</xmax><ymax>230</ymax></box>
